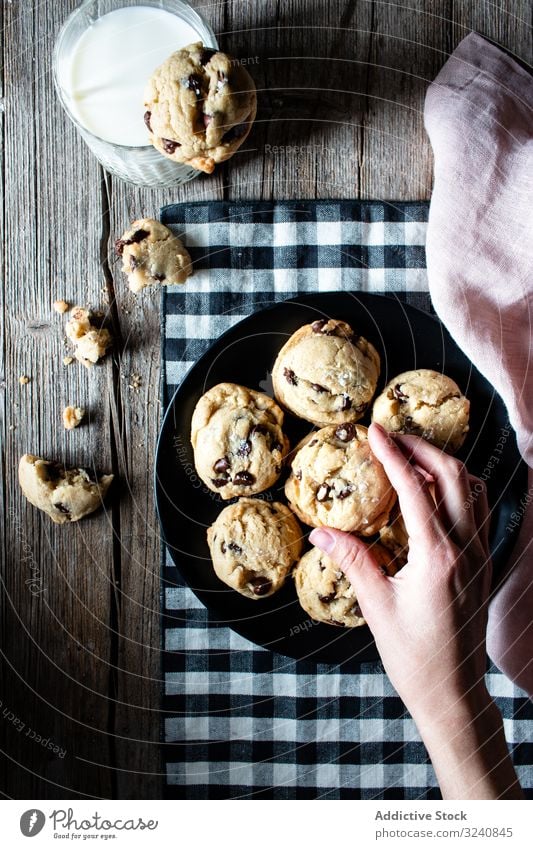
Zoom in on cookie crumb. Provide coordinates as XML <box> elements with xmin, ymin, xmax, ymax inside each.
<box><xmin>63</xmin><ymin>406</ymin><xmax>85</xmax><ymax>430</ymax></box>
<box><xmin>63</xmin><ymin>356</ymin><xmax>74</xmax><ymax>366</ymax></box>
<box><xmin>53</xmin><ymin>299</ymin><xmax>70</xmax><ymax>314</ymax></box>
<box><xmin>65</xmin><ymin>307</ymin><xmax>112</xmax><ymax>368</ymax></box>
<box><xmin>19</xmin><ymin>375</ymin><xmax>30</xmax><ymax>385</ymax></box>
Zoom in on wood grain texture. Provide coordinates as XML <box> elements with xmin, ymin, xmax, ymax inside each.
<box><xmin>1</xmin><ymin>0</ymin><xmax>531</xmax><ymax>799</ymax></box>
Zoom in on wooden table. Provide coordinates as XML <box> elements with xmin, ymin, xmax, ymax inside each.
<box><xmin>1</xmin><ymin>0</ymin><xmax>531</xmax><ymax>800</ymax></box>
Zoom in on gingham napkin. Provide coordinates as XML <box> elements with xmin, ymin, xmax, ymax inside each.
<box><xmin>160</xmin><ymin>201</ymin><xmax>533</xmax><ymax>800</ymax></box>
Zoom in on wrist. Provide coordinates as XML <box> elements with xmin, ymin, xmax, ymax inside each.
<box><xmin>409</xmin><ymin>680</ymin><xmax>493</xmax><ymax>734</ymax></box>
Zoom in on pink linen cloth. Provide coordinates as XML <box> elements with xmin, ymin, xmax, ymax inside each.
<box><xmin>424</xmin><ymin>33</ymin><xmax>533</xmax><ymax>695</ymax></box>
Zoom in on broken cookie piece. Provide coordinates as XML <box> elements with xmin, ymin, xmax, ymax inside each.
<box><xmin>63</xmin><ymin>406</ymin><xmax>85</xmax><ymax>430</ymax></box>
<box><xmin>115</xmin><ymin>218</ymin><xmax>192</xmax><ymax>293</ymax></box>
<box><xmin>65</xmin><ymin>307</ymin><xmax>112</xmax><ymax>368</ymax></box>
<box><xmin>53</xmin><ymin>299</ymin><xmax>70</xmax><ymax>314</ymax></box>
<box><xmin>18</xmin><ymin>454</ymin><xmax>113</xmax><ymax>524</ymax></box>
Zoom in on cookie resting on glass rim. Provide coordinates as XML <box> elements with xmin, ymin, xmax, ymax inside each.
<box><xmin>144</xmin><ymin>42</ymin><xmax>257</xmax><ymax>174</ymax></box>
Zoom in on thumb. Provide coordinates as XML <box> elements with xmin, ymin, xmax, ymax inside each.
<box><xmin>309</xmin><ymin>527</ymin><xmax>391</xmax><ymax>612</ymax></box>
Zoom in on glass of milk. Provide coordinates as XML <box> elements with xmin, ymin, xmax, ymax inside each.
<box><xmin>53</xmin><ymin>0</ymin><xmax>218</xmax><ymax>187</ymax></box>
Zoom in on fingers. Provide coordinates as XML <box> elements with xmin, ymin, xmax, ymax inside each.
<box><xmin>368</xmin><ymin>423</ymin><xmax>444</xmax><ymax>545</ymax></box>
<box><xmin>309</xmin><ymin>528</ymin><xmax>391</xmax><ymax>614</ymax></box>
<box><xmin>468</xmin><ymin>474</ymin><xmax>491</xmax><ymax>552</ymax></box>
<box><xmin>386</xmin><ymin>433</ymin><xmax>477</xmax><ymax>545</ymax></box>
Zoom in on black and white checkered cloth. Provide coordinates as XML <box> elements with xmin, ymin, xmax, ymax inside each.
<box><xmin>160</xmin><ymin>201</ymin><xmax>533</xmax><ymax>800</ymax></box>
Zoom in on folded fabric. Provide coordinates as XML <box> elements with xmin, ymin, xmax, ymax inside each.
<box><xmin>424</xmin><ymin>33</ymin><xmax>533</xmax><ymax>695</ymax></box>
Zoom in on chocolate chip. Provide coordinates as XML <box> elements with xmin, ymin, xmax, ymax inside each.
<box><xmin>340</xmin><ymin>394</ymin><xmax>352</xmax><ymax>411</ymax></box>
<box><xmin>351</xmin><ymin>603</ymin><xmax>363</xmax><ymax>618</ymax></box>
<box><xmin>42</xmin><ymin>462</ymin><xmax>63</xmax><ymax>482</ymax></box>
<box><xmin>222</xmin><ymin>122</ymin><xmax>247</xmax><ymax>143</ymax></box>
<box><xmin>337</xmin><ymin>485</ymin><xmax>353</xmax><ymax>500</ymax></box>
<box><xmin>211</xmin><ymin>477</ymin><xmax>229</xmax><ymax>488</ymax></box>
<box><xmin>233</xmin><ymin>471</ymin><xmax>255</xmax><ymax>486</ymax></box>
<box><xmin>144</xmin><ymin>110</ymin><xmax>152</xmax><ymax>132</ymax></box>
<box><xmin>203</xmin><ymin>113</ymin><xmax>212</xmax><ymax>128</ymax></box>
<box><xmin>153</xmin><ymin>272</ymin><xmax>166</xmax><ymax>281</ymax></box>
<box><xmin>283</xmin><ymin>367</ymin><xmax>298</xmax><ymax>386</ymax></box>
<box><xmin>80</xmin><ymin>468</ymin><xmax>98</xmax><ymax>485</ymax></box>
<box><xmin>162</xmin><ymin>138</ymin><xmax>180</xmax><ymax>154</ymax></box>
<box><xmin>311</xmin><ymin>383</ymin><xmax>327</xmax><ymax>393</ymax></box>
<box><xmin>335</xmin><ymin>423</ymin><xmax>356</xmax><ymax>442</ymax></box>
<box><xmin>250</xmin><ymin>424</ymin><xmax>267</xmax><ymax>437</ymax></box>
<box><xmin>221</xmin><ymin>541</ymin><xmax>227</xmax><ymax>553</ymax></box>
<box><xmin>393</xmin><ymin>384</ymin><xmax>409</xmax><ymax>402</ymax></box>
<box><xmin>308</xmin><ymin>439</ymin><xmax>318</xmax><ymax>447</ymax></box>
<box><xmin>251</xmin><ymin>576</ymin><xmax>272</xmax><ymax>596</ymax></box>
<box><xmin>237</xmin><ymin>440</ymin><xmax>251</xmax><ymax>457</ymax></box>
<box><xmin>115</xmin><ymin>228</ymin><xmax>149</xmax><ymax>256</ymax></box>
<box><xmin>228</xmin><ymin>542</ymin><xmax>243</xmax><ymax>554</ymax></box>
<box><xmin>130</xmin><ymin>256</ymin><xmax>139</xmax><ymax>271</ymax></box>
<box><xmin>55</xmin><ymin>503</ymin><xmax>70</xmax><ymax>515</ymax></box>
<box><xmin>295</xmin><ymin>469</ymin><xmax>302</xmax><ymax>481</ymax></box>
<box><xmin>319</xmin><ymin>592</ymin><xmax>336</xmax><ymax>603</ymax></box>
<box><xmin>200</xmin><ymin>48</ymin><xmax>217</xmax><ymax>65</ymax></box>
<box><xmin>213</xmin><ymin>457</ymin><xmax>230</xmax><ymax>473</ymax></box>
<box><xmin>183</xmin><ymin>73</ymin><xmax>203</xmax><ymax>98</ymax></box>
<box><xmin>311</xmin><ymin>318</ymin><xmax>338</xmax><ymax>336</ymax></box>
<box><xmin>131</xmin><ymin>229</ymin><xmax>149</xmax><ymax>243</ymax></box>
<box><xmin>317</xmin><ymin>484</ymin><xmax>331</xmax><ymax>502</ymax></box>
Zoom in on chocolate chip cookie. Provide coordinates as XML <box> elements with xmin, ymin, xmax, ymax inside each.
<box><xmin>379</xmin><ymin>507</ymin><xmax>409</xmax><ymax>568</ymax></box>
<box><xmin>207</xmin><ymin>497</ymin><xmax>304</xmax><ymax>599</ymax></box>
<box><xmin>372</xmin><ymin>369</ymin><xmax>470</xmax><ymax>453</ymax></box>
<box><xmin>272</xmin><ymin>319</ymin><xmax>380</xmax><ymax>426</ymax></box>
<box><xmin>285</xmin><ymin>424</ymin><xmax>396</xmax><ymax>534</ymax></box>
<box><xmin>294</xmin><ymin>542</ymin><xmax>399</xmax><ymax>627</ymax></box>
<box><xmin>115</xmin><ymin>218</ymin><xmax>192</xmax><ymax>292</ymax></box>
<box><xmin>144</xmin><ymin>42</ymin><xmax>257</xmax><ymax>174</ymax></box>
<box><xmin>19</xmin><ymin>454</ymin><xmax>113</xmax><ymax>524</ymax></box>
<box><xmin>191</xmin><ymin>382</ymin><xmax>289</xmax><ymax>499</ymax></box>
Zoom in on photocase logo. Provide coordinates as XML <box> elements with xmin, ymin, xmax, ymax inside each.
<box><xmin>20</xmin><ymin>809</ymin><xmax>45</xmax><ymax>837</ymax></box>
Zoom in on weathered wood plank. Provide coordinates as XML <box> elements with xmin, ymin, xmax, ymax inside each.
<box><xmin>1</xmin><ymin>0</ymin><xmax>114</xmax><ymax>799</ymax></box>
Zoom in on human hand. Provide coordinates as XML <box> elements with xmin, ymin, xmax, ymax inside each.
<box><xmin>309</xmin><ymin>422</ymin><xmax>492</xmax><ymax>724</ymax></box>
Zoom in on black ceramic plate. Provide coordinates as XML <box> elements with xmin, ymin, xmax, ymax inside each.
<box><xmin>155</xmin><ymin>293</ymin><xmax>527</xmax><ymax>665</ymax></box>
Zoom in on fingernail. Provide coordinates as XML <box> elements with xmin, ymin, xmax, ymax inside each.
<box><xmin>309</xmin><ymin>527</ymin><xmax>336</xmax><ymax>554</ymax></box>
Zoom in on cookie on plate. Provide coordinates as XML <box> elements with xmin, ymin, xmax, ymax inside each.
<box><xmin>191</xmin><ymin>382</ymin><xmax>289</xmax><ymax>499</ymax></box>
<box><xmin>294</xmin><ymin>542</ymin><xmax>399</xmax><ymax>627</ymax></box>
<box><xmin>115</xmin><ymin>218</ymin><xmax>192</xmax><ymax>292</ymax></box>
<box><xmin>372</xmin><ymin>369</ymin><xmax>470</xmax><ymax>453</ymax></box>
<box><xmin>272</xmin><ymin>318</ymin><xmax>380</xmax><ymax>426</ymax></box>
<box><xmin>144</xmin><ymin>42</ymin><xmax>257</xmax><ymax>174</ymax></box>
<box><xmin>207</xmin><ymin>497</ymin><xmax>304</xmax><ymax>599</ymax></box>
<box><xmin>19</xmin><ymin>454</ymin><xmax>113</xmax><ymax>524</ymax></box>
<box><xmin>379</xmin><ymin>507</ymin><xmax>409</xmax><ymax>568</ymax></box>
<box><xmin>284</xmin><ymin>423</ymin><xmax>396</xmax><ymax>534</ymax></box>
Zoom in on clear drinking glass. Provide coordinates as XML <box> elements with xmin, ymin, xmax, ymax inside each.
<box><xmin>53</xmin><ymin>0</ymin><xmax>218</xmax><ymax>188</ymax></box>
